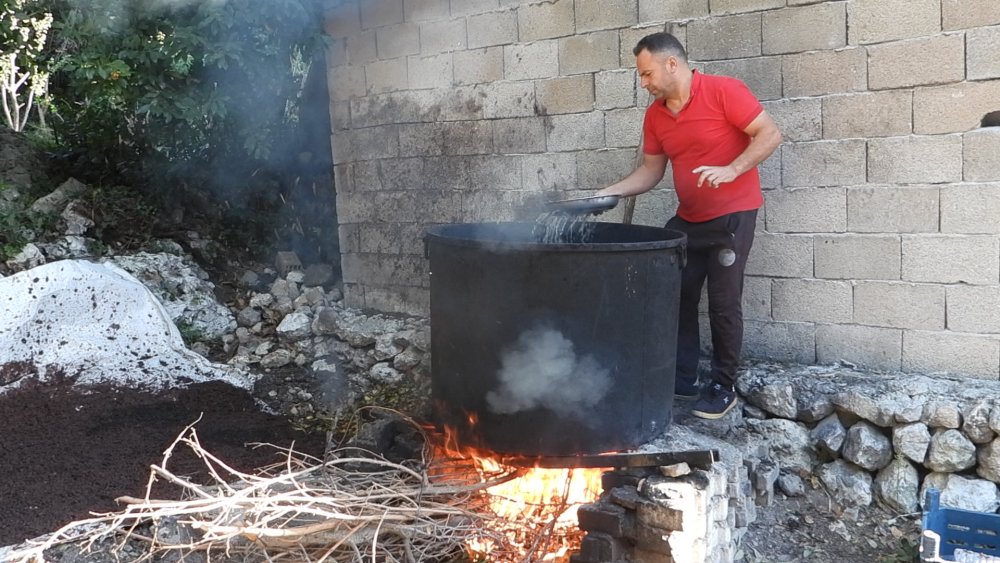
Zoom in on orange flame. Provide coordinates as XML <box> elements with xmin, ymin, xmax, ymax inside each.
<box><xmin>430</xmin><ymin>423</ymin><xmax>606</xmax><ymax>562</ymax></box>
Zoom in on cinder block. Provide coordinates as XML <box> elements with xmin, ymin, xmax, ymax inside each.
<box><xmin>372</xmin><ymin>190</ymin><xmax>463</xmax><ymax>222</ymax></box>
<box><xmin>620</xmin><ymin>24</ymin><xmax>673</xmax><ymax>68</ymax></box>
<box><xmin>782</xmin><ymin>48</ymin><xmax>867</xmax><ymax>97</ymax></box>
<box><xmin>576</xmin><ymin>0</ymin><xmax>638</xmax><ymax>32</ymax></box>
<box><xmin>361</xmin><ymin>0</ymin><xmax>404</xmax><ymax>29</ymax></box>
<box><xmin>419</xmin><ymin>18</ymin><xmax>466</xmax><ymax>54</ymax></box>
<box><xmin>745</xmin><ymin>233</ymin><xmax>814</xmax><ymax>278</ymax></box>
<box><xmin>639</xmin><ymin>0</ymin><xmax>709</xmax><ymax>22</ymax></box>
<box><xmin>914</xmin><ymin>80</ymin><xmax>1000</xmax><ymax>134</ymax></box>
<box><xmin>763</xmin><ymin>3</ymin><xmax>846</xmax><ymax>55</ymax></box>
<box><xmin>399</xmin><ymin>122</ymin><xmax>444</xmax><ymax>156</ymax></box>
<box><xmin>596</xmin><ymin>69</ymin><xmax>637</xmax><ymax>110</ymax></box>
<box><xmin>743</xmin><ymin>275</ymin><xmax>771</xmax><ymax>320</ymax></box>
<box><xmin>773</xmin><ymin>279</ymin><xmax>853</xmax><ymax>324</ymax></box>
<box><xmin>846</xmin><ymin>0</ymin><xmax>940</xmax><ymax>45</ymax></box>
<box><xmin>376</xmin><ymin>23</ymin><xmax>420</xmax><ymax>59</ymax></box>
<box><xmin>535</xmin><ymin>75</ymin><xmax>596</xmax><ymax>116</ymax></box>
<box><xmin>822</xmin><ymin>91</ymin><xmax>912</xmax><ymax>139</ymax></box>
<box><xmin>332</xmin><ymin>101</ymin><xmax>351</xmax><ymax>131</ymax></box>
<box><xmin>545</xmin><ymin>112</ymin><xmax>606</xmax><ymax>152</ymax></box>
<box><xmin>764</xmin><ymin>187</ymin><xmax>846</xmax><ymax>233</ymax></box>
<box><xmin>759</xmin><ymin>149</ymin><xmax>781</xmax><ymax>190</ymax></box>
<box><xmin>868</xmin><ymin>135</ymin><xmax>963</xmax><ymax>184</ymax></box>
<box><xmin>327</xmin><ymin>37</ymin><xmax>347</xmax><ymax>68</ymax></box>
<box><xmin>369</xmin><ymin>158</ymin><xmax>423</xmax><ymax>191</ymax></box>
<box><xmin>606</xmin><ymin>107</ymin><xmax>646</xmax><ymax>148</ymax></box>
<box><xmin>453</xmin><ymin>46</ymin><xmax>503</xmax><ymax>85</ymax></box>
<box><xmin>816</xmin><ymin>324</ymin><xmax>902</xmax><ymax>372</ymax></box>
<box><xmin>404</xmin><ymin>0</ymin><xmax>449</xmax><ymax>22</ymax></box>
<box><xmin>903</xmin><ymin>331</ymin><xmax>1000</xmax><ymax>379</ymax></box>
<box><xmin>743</xmin><ymin>320</ymin><xmax>816</xmax><ymax>364</ymax></box>
<box><xmin>407</xmin><ymin>53</ymin><xmax>452</xmax><ymax>89</ymax></box>
<box><xmin>868</xmin><ymin>34</ymin><xmax>965</xmax><ymax>90</ymax></box>
<box><xmin>517</xmin><ymin>0</ymin><xmax>574</xmax><ymax>41</ymax></box>
<box><xmin>366</xmin><ymin>57</ymin><xmax>409</xmax><ymax>93</ymax></box>
<box><xmin>969</xmin><ymin>27</ymin><xmax>1000</xmax><ymax>80</ymax></box>
<box><xmin>942</xmin><ymin>0</ymin><xmax>1000</xmax><ymax>30</ymax></box>
<box><xmin>559</xmin><ymin>31</ymin><xmax>621</xmax><ymax>75</ymax></box>
<box><xmin>782</xmin><ymin>140</ymin><xmax>866</xmax><ymax>188</ymax></box>
<box><xmin>434</xmin><ymin>84</ymin><xmax>486</xmax><ymax>121</ymax></box>
<box><xmin>359</xmin><ymin>222</ymin><xmax>427</xmax><ymax>254</ymax></box>
<box><xmin>629</xmin><ymin>185</ymin><xmax>678</xmax><ymax>227</ymax></box>
<box><xmin>480</xmin><ymin>80</ymin><xmax>537</xmax><ymax>118</ymax></box>
<box><xmin>347</xmin><ymin>31</ymin><xmax>378</xmax><ymax>65</ymax></box>
<box><xmin>493</xmin><ymin>117</ymin><xmax>546</xmax><ymax>154</ymax></box>
<box><xmin>902</xmin><ymin>235</ymin><xmax>1000</xmax><ymax>285</ymax></box>
<box><xmin>576</xmin><ymin>149</ymin><xmax>637</xmax><ymax>189</ymax></box>
<box><xmin>762</xmin><ymin>98</ymin><xmax>821</xmax><ymax>142</ymax></box>
<box><xmin>711</xmin><ymin>0</ymin><xmax>782</xmax><ymax>15</ymax></box>
<box><xmin>522</xmin><ymin>152</ymin><xmax>577</xmax><ymax>191</ymax></box>
<box><xmin>421</xmin><ymin>156</ymin><xmax>471</xmax><ymax>190</ymax></box>
<box><xmin>815</xmin><ymin>235</ymin><xmax>901</xmax><ymax>280</ymax></box>
<box><xmin>948</xmin><ymin>285</ymin><xmax>1000</xmax><ymax>333</ymax></box>
<box><xmin>446</xmin><ymin>121</ymin><xmax>493</xmax><ymax>155</ymax></box>
<box><xmin>468</xmin><ymin>9</ymin><xmax>517</xmax><ymax>49</ymax></box>
<box><xmin>698</xmin><ymin>57</ymin><xmax>783</xmax><ymax>101</ymax></box>
<box><xmin>364</xmin><ymin>284</ymin><xmax>430</xmax><ymax>315</ymax></box>
<box><xmin>338</xmin><ymin>223</ymin><xmax>361</xmax><ymax>253</ymax></box>
<box><xmin>853</xmin><ymin>282</ymin><xmax>945</xmax><ymax>330</ymax></box>
<box><xmin>579</xmin><ymin>532</ymin><xmax>629</xmax><ymax>561</ymax></box>
<box><xmin>469</xmin><ymin>155</ymin><xmax>523</xmax><ymax>191</ymax></box>
<box><xmin>329</xmin><ymin>65</ymin><xmax>367</xmax><ymax>101</ymax></box>
<box><xmin>464</xmin><ymin>189</ymin><xmax>539</xmax><ymax>221</ymax></box>
<box><xmin>846</xmin><ymin>186</ymin><xmax>940</xmax><ymax>233</ymax></box>
<box><xmin>965</xmin><ymin>131</ymin><xmax>1000</xmax><ymax>182</ymax></box>
<box><xmin>350</xmin><ymin>90</ymin><xmax>436</xmax><ymax>127</ymax></box>
<box><xmin>449</xmin><ymin>0</ymin><xmax>499</xmax><ymax>17</ymax></box>
<box><xmin>504</xmin><ymin>41</ymin><xmax>559</xmax><ymax>80</ymax></box>
<box><xmin>941</xmin><ymin>183</ymin><xmax>1000</xmax><ymax>233</ymax></box>
<box><xmin>578</xmin><ymin>504</ymin><xmax>630</xmax><ymax>536</ymax></box>
<box><xmin>687</xmin><ymin>13</ymin><xmax>761</xmax><ymax>60</ymax></box>
<box><xmin>325</xmin><ymin>0</ymin><xmax>361</xmax><ymax>38</ymax></box>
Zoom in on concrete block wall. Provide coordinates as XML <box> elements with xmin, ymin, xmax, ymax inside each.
<box><xmin>325</xmin><ymin>0</ymin><xmax>1000</xmax><ymax>379</ymax></box>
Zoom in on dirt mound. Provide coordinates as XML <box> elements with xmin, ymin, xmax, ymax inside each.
<box><xmin>0</xmin><ymin>376</ymin><xmax>325</xmax><ymax>546</ymax></box>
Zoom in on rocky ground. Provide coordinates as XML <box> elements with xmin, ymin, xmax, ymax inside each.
<box><xmin>0</xmin><ymin>127</ymin><xmax>926</xmax><ymax>562</ymax></box>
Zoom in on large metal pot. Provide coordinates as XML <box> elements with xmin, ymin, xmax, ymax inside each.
<box><xmin>425</xmin><ymin>221</ymin><xmax>686</xmax><ymax>456</ymax></box>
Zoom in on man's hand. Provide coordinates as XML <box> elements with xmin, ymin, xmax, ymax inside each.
<box><xmin>693</xmin><ymin>164</ymin><xmax>739</xmax><ymax>188</ymax></box>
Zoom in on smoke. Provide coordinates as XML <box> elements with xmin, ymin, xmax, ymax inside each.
<box><xmin>486</xmin><ymin>324</ymin><xmax>612</xmax><ymax>419</ymax></box>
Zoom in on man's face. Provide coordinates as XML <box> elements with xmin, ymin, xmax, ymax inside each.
<box><xmin>635</xmin><ymin>49</ymin><xmax>676</xmax><ymax>99</ymax></box>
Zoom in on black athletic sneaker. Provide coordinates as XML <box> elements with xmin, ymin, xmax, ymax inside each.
<box><xmin>691</xmin><ymin>382</ymin><xmax>738</xmax><ymax>419</ymax></box>
<box><xmin>674</xmin><ymin>376</ymin><xmax>699</xmax><ymax>400</ymax></box>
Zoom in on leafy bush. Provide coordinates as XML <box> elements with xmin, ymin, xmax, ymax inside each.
<box><xmin>46</xmin><ymin>0</ymin><xmax>324</xmax><ymax>186</ymax></box>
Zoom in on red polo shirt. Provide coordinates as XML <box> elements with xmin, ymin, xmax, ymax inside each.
<box><xmin>643</xmin><ymin>70</ymin><xmax>764</xmax><ymax>223</ymax></box>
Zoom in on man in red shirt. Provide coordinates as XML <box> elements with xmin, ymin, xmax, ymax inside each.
<box><xmin>598</xmin><ymin>32</ymin><xmax>782</xmax><ymax>420</ymax></box>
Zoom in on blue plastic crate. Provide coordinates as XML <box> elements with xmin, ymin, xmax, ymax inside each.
<box><xmin>922</xmin><ymin>488</ymin><xmax>1000</xmax><ymax>562</ymax></box>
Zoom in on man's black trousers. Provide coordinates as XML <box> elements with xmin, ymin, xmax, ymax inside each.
<box><xmin>666</xmin><ymin>208</ymin><xmax>758</xmax><ymax>389</ymax></box>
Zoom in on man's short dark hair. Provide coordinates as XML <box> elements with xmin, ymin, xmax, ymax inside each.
<box><xmin>633</xmin><ymin>32</ymin><xmax>688</xmax><ymax>61</ymax></box>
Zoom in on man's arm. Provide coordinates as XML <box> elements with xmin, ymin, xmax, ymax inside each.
<box><xmin>692</xmin><ymin>111</ymin><xmax>782</xmax><ymax>188</ymax></box>
<box><xmin>598</xmin><ymin>152</ymin><xmax>669</xmax><ymax>197</ymax></box>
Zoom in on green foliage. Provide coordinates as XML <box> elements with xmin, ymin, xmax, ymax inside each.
<box><xmin>0</xmin><ymin>198</ymin><xmax>54</xmax><ymax>260</ymax></box>
<box><xmin>1</xmin><ymin>0</ymin><xmax>54</xmax><ymax>131</ymax></box>
<box><xmin>174</xmin><ymin>319</ymin><xmax>206</xmax><ymax>345</ymax></box>
<box><xmin>44</xmin><ymin>0</ymin><xmax>325</xmax><ymax>187</ymax></box>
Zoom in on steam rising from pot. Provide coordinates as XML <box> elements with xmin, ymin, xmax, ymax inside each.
<box><xmin>486</xmin><ymin>324</ymin><xmax>612</xmax><ymax>419</ymax></box>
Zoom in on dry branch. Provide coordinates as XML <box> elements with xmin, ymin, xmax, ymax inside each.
<box><xmin>3</xmin><ymin>418</ymin><xmax>589</xmax><ymax>563</ymax></box>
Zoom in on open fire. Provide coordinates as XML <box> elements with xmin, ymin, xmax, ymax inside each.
<box><xmin>429</xmin><ymin>421</ymin><xmax>608</xmax><ymax>562</ymax></box>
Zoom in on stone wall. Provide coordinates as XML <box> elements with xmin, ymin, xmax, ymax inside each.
<box><xmin>324</xmin><ymin>0</ymin><xmax>1000</xmax><ymax>379</ymax></box>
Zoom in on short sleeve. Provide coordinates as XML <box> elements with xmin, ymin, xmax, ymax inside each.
<box><xmin>721</xmin><ymin>78</ymin><xmax>764</xmax><ymax>130</ymax></box>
